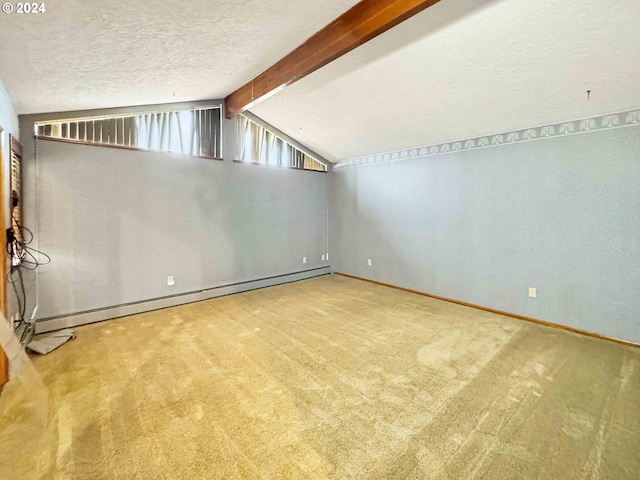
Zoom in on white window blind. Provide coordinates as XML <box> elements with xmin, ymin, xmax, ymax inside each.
<box><xmin>36</xmin><ymin>106</ymin><xmax>222</xmax><ymax>159</ymax></box>
<box><xmin>9</xmin><ymin>135</ymin><xmax>23</xmax><ymax>259</ymax></box>
<box><xmin>237</xmin><ymin>115</ymin><xmax>326</xmax><ymax>172</ymax></box>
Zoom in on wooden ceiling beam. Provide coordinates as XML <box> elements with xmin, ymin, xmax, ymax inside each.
<box><xmin>224</xmin><ymin>0</ymin><xmax>441</xmax><ymax>118</ymax></box>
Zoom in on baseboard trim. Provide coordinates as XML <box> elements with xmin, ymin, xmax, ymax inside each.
<box><xmin>35</xmin><ymin>267</ymin><xmax>332</xmax><ymax>334</ymax></box>
<box><xmin>334</xmin><ymin>272</ymin><xmax>640</xmax><ymax>349</ymax></box>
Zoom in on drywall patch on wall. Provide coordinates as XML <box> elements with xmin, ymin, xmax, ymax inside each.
<box><xmin>334</xmin><ymin>108</ymin><xmax>640</xmax><ymax>170</ymax></box>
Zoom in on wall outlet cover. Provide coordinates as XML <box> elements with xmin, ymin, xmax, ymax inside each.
<box><xmin>321</xmin><ymin>254</ymin><xmax>326</xmax><ymax>261</ymax></box>
<box><xmin>303</xmin><ymin>257</ymin><xmax>307</xmax><ymax>264</ymax></box>
<box><xmin>528</xmin><ymin>287</ymin><xmax>537</xmax><ymax>298</ymax></box>
<box><xmin>368</xmin><ymin>259</ymin><xmax>372</xmax><ymax>266</ymax></box>
<box><xmin>167</xmin><ymin>276</ymin><xmax>175</xmax><ymax>286</ymax></box>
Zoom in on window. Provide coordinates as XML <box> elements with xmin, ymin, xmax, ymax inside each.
<box><xmin>35</xmin><ymin>106</ymin><xmax>222</xmax><ymax>159</ymax></box>
<box><xmin>237</xmin><ymin>114</ymin><xmax>327</xmax><ymax>172</ymax></box>
<box><xmin>9</xmin><ymin>135</ymin><xmax>23</xmax><ymax>263</ymax></box>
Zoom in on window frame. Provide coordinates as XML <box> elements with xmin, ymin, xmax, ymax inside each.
<box><xmin>35</xmin><ymin>105</ymin><xmax>224</xmax><ymax>161</ymax></box>
<box><xmin>236</xmin><ymin>113</ymin><xmax>328</xmax><ymax>173</ymax></box>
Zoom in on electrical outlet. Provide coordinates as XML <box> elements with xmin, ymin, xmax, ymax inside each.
<box><xmin>167</xmin><ymin>276</ymin><xmax>175</xmax><ymax>286</ymax></box>
<box><xmin>303</xmin><ymin>257</ymin><xmax>307</xmax><ymax>264</ymax></box>
<box><xmin>528</xmin><ymin>287</ymin><xmax>537</xmax><ymax>298</ymax></box>
<box><xmin>321</xmin><ymin>254</ymin><xmax>326</xmax><ymax>261</ymax></box>
<box><xmin>367</xmin><ymin>259</ymin><xmax>372</xmax><ymax>267</ymax></box>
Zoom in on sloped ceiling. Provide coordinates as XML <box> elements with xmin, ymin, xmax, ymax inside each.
<box><xmin>251</xmin><ymin>0</ymin><xmax>640</xmax><ymax>161</ymax></box>
<box><xmin>0</xmin><ymin>0</ymin><xmax>359</xmax><ymax>114</ymax></box>
<box><xmin>1</xmin><ymin>0</ymin><xmax>639</xmax><ymax>163</ymax></box>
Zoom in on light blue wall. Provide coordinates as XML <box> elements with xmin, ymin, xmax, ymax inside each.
<box><xmin>331</xmin><ymin>126</ymin><xmax>640</xmax><ymax>343</ymax></box>
<box><xmin>0</xmin><ymin>77</ymin><xmax>19</xmax><ymax>236</ymax></box>
<box><xmin>0</xmin><ymin>78</ymin><xmax>18</xmax><ymax>140</ymax></box>
<box><xmin>1</xmin><ymin>78</ymin><xmax>20</xmax><ymax>322</ymax></box>
<box><xmin>19</xmin><ymin>104</ymin><xmax>329</xmax><ymax>320</ymax></box>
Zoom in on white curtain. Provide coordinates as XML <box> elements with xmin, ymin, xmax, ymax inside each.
<box><xmin>238</xmin><ymin>115</ymin><xmax>325</xmax><ymax>171</ymax></box>
<box><xmin>134</xmin><ymin>108</ymin><xmax>220</xmax><ymax>157</ymax></box>
<box><xmin>38</xmin><ymin>107</ymin><xmax>221</xmax><ymax>158</ymax></box>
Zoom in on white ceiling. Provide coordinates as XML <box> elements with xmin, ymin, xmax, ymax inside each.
<box><xmin>251</xmin><ymin>0</ymin><xmax>640</xmax><ymax>161</ymax></box>
<box><xmin>1</xmin><ymin>0</ymin><xmax>639</xmax><ymax>162</ymax></box>
<box><xmin>0</xmin><ymin>0</ymin><xmax>359</xmax><ymax>114</ymax></box>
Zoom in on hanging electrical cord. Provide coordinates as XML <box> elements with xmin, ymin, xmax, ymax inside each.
<box><xmin>6</xmin><ymin>268</ymin><xmax>27</xmax><ymax>342</ymax></box>
<box><xmin>7</xmin><ymin>216</ymin><xmax>51</xmax><ymax>271</ymax></box>
<box><xmin>6</xmin><ymin>204</ymin><xmax>51</xmax><ymax>345</ymax></box>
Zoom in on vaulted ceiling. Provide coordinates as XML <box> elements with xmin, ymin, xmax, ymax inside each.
<box><xmin>0</xmin><ymin>0</ymin><xmax>359</xmax><ymax>114</ymax></box>
<box><xmin>250</xmin><ymin>0</ymin><xmax>640</xmax><ymax>161</ymax></box>
<box><xmin>1</xmin><ymin>0</ymin><xmax>639</xmax><ymax>162</ymax></box>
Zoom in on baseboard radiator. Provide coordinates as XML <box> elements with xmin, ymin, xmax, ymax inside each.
<box><xmin>35</xmin><ymin>267</ymin><xmax>332</xmax><ymax>334</ymax></box>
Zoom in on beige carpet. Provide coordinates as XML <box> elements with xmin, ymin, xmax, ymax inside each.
<box><xmin>1</xmin><ymin>274</ymin><xmax>639</xmax><ymax>479</ymax></box>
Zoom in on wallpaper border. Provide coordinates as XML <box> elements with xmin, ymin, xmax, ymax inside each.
<box><xmin>333</xmin><ymin>109</ymin><xmax>640</xmax><ymax>170</ymax></box>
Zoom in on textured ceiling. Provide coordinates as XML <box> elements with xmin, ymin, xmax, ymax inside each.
<box><xmin>2</xmin><ymin>0</ymin><xmax>639</xmax><ymax>162</ymax></box>
<box><xmin>0</xmin><ymin>0</ymin><xmax>359</xmax><ymax>114</ymax></box>
<box><xmin>251</xmin><ymin>0</ymin><xmax>640</xmax><ymax>161</ymax></box>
